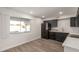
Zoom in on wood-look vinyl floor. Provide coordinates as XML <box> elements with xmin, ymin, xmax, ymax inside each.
<box><xmin>4</xmin><ymin>39</ymin><xmax>64</xmax><ymax>52</ymax></box>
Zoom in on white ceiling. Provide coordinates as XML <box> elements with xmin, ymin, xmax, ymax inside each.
<box><xmin>7</xmin><ymin>7</ymin><xmax>78</xmax><ymax>19</ymax></box>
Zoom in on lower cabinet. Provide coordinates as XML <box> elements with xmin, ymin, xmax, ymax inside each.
<box><xmin>49</xmin><ymin>32</ymin><xmax>69</xmax><ymax>42</ymax></box>
<box><xmin>49</xmin><ymin>32</ymin><xmax>56</xmax><ymax>40</ymax></box>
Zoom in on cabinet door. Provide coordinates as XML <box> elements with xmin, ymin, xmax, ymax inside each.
<box><xmin>77</xmin><ymin>17</ymin><xmax>79</xmax><ymax>27</ymax></box>
<box><xmin>70</xmin><ymin>17</ymin><xmax>76</xmax><ymax>27</ymax></box>
<box><xmin>55</xmin><ymin>32</ymin><xmax>68</xmax><ymax>42</ymax></box>
<box><xmin>47</xmin><ymin>20</ymin><xmax>58</xmax><ymax>27</ymax></box>
<box><xmin>49</xmin><ymin>32</ymin><xmax>56</xmax><ymax>40</ymax></box>
<box><xmin>55</xmin><ymin>33</ymin><xmax>63</xmax><ymax>42</ymax></box>
<box><xmin>41</xmin><ymin>23</ymin><xmax>49</xmax><ymax>39</ymax></box>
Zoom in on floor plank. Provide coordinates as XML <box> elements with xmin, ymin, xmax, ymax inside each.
<box><xmin>4</xmin><ymin>39</ymin><xmax>64</xmax><ymax>52</ymax></box>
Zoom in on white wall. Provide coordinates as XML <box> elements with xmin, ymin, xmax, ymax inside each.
<box><xmin>58</xmin><ymin>18</ymin><xmax>79</xmax><ymax>33</ymax></box>
<box><xmin>0</xmin><ymin>8</ymin><xmax>42</xmax><ymax>51</ymax></box>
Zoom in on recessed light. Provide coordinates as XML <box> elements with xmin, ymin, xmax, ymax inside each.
<box><xmin>59</xmin><ymin>11</ymin><xmax>63</xmax><ymax>15</ymax></box>
<box><xmin>42</xmin><ymin>16</ymin><xmax>45</xmax><ymax>18</ymax></box>
<box><xmin>30</xmin><ymin>11</ymin><xmax>33</xmax><ymax>14</ymax></box>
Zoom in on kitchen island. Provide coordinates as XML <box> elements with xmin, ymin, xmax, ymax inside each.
<box><xmin>63</xmin><ymin>33</ymin><xmax>79</xmax><ymax>52</ymax></box>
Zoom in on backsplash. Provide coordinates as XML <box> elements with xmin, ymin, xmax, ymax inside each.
<box><xmin>53</xmin><ymin>18</ymin><xmax>79</xmax><ymax>33</ymax></box>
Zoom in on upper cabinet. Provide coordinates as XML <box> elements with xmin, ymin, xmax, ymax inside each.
<box><xmin>45</xmin><ymin>20</ymin><xmax>58</xmax><ymax>27</ymax></box>
<box><xmin>70</xmin><ymin>17</ymin><xmax>79</xmax><ymax>27</ymax></box>
<box><xmin>70</xmin><ymin>17</ymin><xmax>76</xmax><ymax>27</ymax></box>
<box><xmin>76</xmin><ymin>16</ymin><xmax>79</xmax><ymax>27</ymax></box>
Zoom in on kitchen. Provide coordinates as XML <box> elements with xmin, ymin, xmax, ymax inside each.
<box><xmin>0</xmin><ymin>7</ymin><xmax>78</xmax><ymax>52</ymax></box>
<box><xmin>1</xmin><ymin>1</ymin><xmax>79</xmax><ymax>59</ymax></box>
<box><xmin>41</xmin><ymin>8</ymin><xmax>79</xmax><ymax>52</ymax></box>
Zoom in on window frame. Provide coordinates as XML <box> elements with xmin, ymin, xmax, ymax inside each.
<box><xmin>10</xmin><ymin>17</ymin><xmax>31</xmax><ymax>34</ymax></box>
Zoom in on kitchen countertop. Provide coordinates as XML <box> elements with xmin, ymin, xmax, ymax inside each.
<box><xmin>50</xmin><ymin>29</ymin><xmax>79</xmax><ymax>50</ymax></box>
<box><xmin>49</xmin><ymin>30</ymin><xmax>69</xmax><ymax>33</ymax></box>
<box><xmin>70</xmin><ymin>33</ymin><xmax>79</xmax><ymax>36</ymax></box>
<box><xmin>63</xmin><ymin>34</ymin><xmax>79</xmax><ymax>50</ymax></box>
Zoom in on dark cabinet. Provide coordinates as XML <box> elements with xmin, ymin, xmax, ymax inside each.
<box><xmin>55</xmin><ymin>32</ymin><xmax>68</xmax><ymax>42</ymax></box>
<box><xmin>70</xmin><ymin>17</ymin><xmax>79</xmax><ymax>27</ymax></box>
<box><xmin>47</xmin><ymin>20</ymin><xmax>58</xmax><ymax>27</ymax></box>
<box><xmin>70</xmin><ymin>17</ymin><xmax>76</xmax><ymax>27</ymax></box>
<box><xmin>41</xmin><ymin>22</ymin><xmax>51</xmax><ymax>39</ymax></box>
<box><xmin>45</xmin><ymin>20</ymin><xmax>58</xmax><ymax>27</ymax></box>
<box><xmin>76</xmin><ymin>17</ymin><xmax>79</xmax><ymax>27</ymax></box>
<box><xmin>41</xmin><ymin>20</ymin><xmax>57</xmax><ymax>39</ymax></box>
<box><xmin>71</xmin><ymin>8</ymin><xmax>79</xmax><ymax>27</ymax></box>
<box><xmin>49</xmin><ymin>32</ymin><xmax>69</xmax><ymax>42</ymax></box>
<box><xmin>49</xmin><ymin>32</ymin><xmax>56</xmax><ymax>40</ymax></box>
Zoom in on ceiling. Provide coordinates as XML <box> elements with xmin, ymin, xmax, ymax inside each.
<box><xmin>7</xmin><ymin>7</ymin><xmax>78</xmax><ymax>19</ymax></box>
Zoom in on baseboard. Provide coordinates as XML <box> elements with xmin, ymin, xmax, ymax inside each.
<box><xmin>1</xmin><ymin>36</ymin><xmax>41</xmax><ymax>52</ymax></box>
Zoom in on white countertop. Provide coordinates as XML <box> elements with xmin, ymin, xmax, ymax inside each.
<box><xmin>50</xmin><ymin>28</ymin><xmax>79</xmax><ymax>50</ymax></box>
<box><xmin>63</xmin><ymin>36</ymin><xmax>79</xmax><ymax>50</ymax></box>
<box><xmin>70</xmin><ymin>33</ymin><xmax>79</xmax><ymax>36</ymax></box>
<box><xmin>50</xmin><ymin>30</ymin><xmax>69</xmax><ymax>33</ymax></box>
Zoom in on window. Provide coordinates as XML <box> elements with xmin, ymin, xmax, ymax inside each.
<box><xmin>10</xmin><ymin>17</ymin><xmax>31</xmax><ymax>33</ymax></box>
<box><xmin>20</xmin><ymin>21</ymin><xmax>31</xmax><ymax>32</ymax></box>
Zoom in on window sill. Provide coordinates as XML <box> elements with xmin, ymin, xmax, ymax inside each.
<box><xmin>10</xmin><ymin>31</ymin><xmax>31</xmax><ymax>34</ymax></box>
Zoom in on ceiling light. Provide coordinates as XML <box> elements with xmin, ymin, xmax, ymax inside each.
<box><xmin>59</xmin><ymin>11</ymin><xmax>63</xmax><ymax>15</ymax></box>
<box><xmin>42</xmin><ymin>16</ymin><xmax>45</xmax><ymax>18</ymax></box>
<box><xmin>30</xmin><ymin>11</ymin><xmax>33</xmax><ymax>14</ymax></box>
